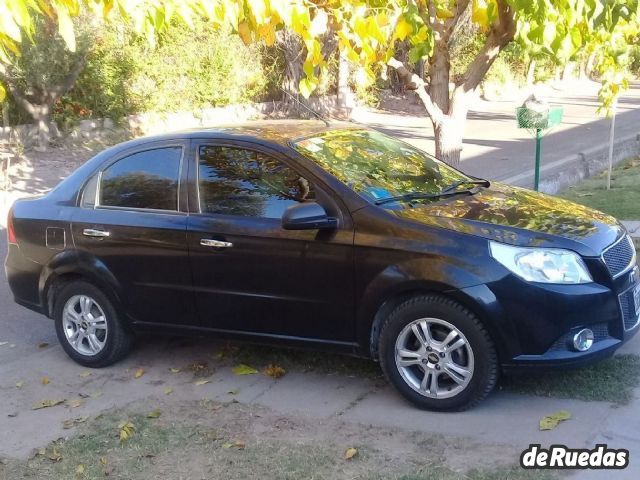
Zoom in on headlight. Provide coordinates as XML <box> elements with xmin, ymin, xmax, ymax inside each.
<box><xmin>489</xmin><ymin>241</ymin><xmax>592</xmax><ymax>284</ymax></box>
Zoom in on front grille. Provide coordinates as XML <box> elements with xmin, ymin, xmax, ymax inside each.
<box><xmin>620</xmin><ymin>289</ymin><xmax>640</xmax><ymax>331</ymax></box>
<box><xmin>602</xmin><ymin>235</ymin><xmax>636</xmax><ymax>278</ymax></box>
<box><xmin>548</xmin><ymin>323</ymin><xmax>610</xmax><ymax>352</ymax></box>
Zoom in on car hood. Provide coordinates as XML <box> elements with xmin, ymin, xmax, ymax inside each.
<box><xmin>390</xmin><ymin>183</ymin><xmax>623</xmax><ymax>256</ymax></box>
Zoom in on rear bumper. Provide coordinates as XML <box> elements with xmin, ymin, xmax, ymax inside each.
<box><xmin>5</xmin><ymin>244</ymin><xmax>44</xmax><ymax>313</ymax></box>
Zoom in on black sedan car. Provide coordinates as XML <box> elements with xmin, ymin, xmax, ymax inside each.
<box><xmin>5</xmin><ymin>121</ymin><xmax>639</xmax><ymax>411</ymax></box>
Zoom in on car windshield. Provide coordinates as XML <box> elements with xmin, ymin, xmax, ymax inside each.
<box><xmin>291</xmin><ymin>129</ymin><xmax>472</xmax><ymax>207</ymax></box>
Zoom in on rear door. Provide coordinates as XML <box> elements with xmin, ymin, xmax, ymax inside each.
<box><xmin>71</xmin><ymin>141</ymin><xmax>196</xmax><ymax>326</ymax></box>
<box><xmin>186</xmin><ymin>140</ymin><xmax>356</xmax><ymax>342</ymax></box>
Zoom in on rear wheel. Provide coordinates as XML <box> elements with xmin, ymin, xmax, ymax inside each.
<box><xmin>54</xmin><ymin>280</ymin><xmax>133</xmax><ymax>367</ymax></box>
<box><xmin>379</xmin><ymin>294</ymin><xmax>497</xmax><ymax>411</ymax></box>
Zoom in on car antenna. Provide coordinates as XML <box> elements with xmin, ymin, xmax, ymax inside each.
<box><xmin>278</xmin><ymin>87</ymin><xmax>332</xmax><ymax>127</ymax></box>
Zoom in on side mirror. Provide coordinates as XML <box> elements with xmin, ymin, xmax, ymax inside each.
<box><xmin>282</xmin><ymin>202</ymin><xmax>338</xmax><ymax>231</ymax></box>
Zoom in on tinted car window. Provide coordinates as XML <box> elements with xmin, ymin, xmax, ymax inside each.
<box><xmin>100</xmin><ymin>147</ymin><xmax>182</xmax><ymax>210</ymax></box>
<box><xmin>198</xmin><ymin>146</ymin><xmax>314</xmax><ymax>218</ymax></box>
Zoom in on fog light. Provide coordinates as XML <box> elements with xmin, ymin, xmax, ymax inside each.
<box><xmin>572</xmin><ymin>329</ymin><xmax>594</xmax><ymax>352</ymax></box>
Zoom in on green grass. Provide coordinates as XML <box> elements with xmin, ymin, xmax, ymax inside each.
<box><xmin>502</xmin><ymin>354</ymin><xmax>640</xmax><ymax>404</ymax></box>
<box><xmin>560</xmin><ymin>157</ymin><xmax>640</xmax><ymax>220</ymax></box>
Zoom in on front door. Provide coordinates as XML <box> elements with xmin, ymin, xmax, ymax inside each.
<box><xmin>187</xmin><ymin>141</ymin><xmax>355</xmax><ymax>342</ymax></box>
<box><xmin>71</xmin><ymin>142</ymin><xmax>195</xmax><ymax>326</ymax></box>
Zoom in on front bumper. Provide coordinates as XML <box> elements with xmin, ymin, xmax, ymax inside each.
<box><xmin>459</xmin><ymin>264</ymin><xmax>640</xmax><ymax>373</ymax></box>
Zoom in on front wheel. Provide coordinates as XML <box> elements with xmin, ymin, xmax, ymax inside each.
<box><xmin>379</xmin><ymin>294</ymin><xmax>498</xmax><ymax>411</ymax></box>
<box><xmin>54</xmin><ymin>280</ymin><xmax>133</xmax><ymax>367</ymax></box>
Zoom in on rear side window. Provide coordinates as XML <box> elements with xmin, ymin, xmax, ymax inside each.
<box><xmin>198</xmin><ymin>145</ymin><xmax>315</xmax><ymax>218</ymax></box>
<box><xmin>99</xmin><ymin>147</ymin><xmax>182</xmax><ymax>211</ymax></box>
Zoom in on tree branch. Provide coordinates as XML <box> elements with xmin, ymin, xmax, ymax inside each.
<box><xmin>49</xmin><ymin>54</ymin><xmax>87</xmax><ymax>101</ymax></box>
<box><xmin>0</xmin><ymin>66</ymin><xmax>35</xmax><ymax>115</ymax></box>
<box><xmin>387</xmin><ymin>57</ymin><xmax>444</xmax><ymax>124</ymax></box>
<box><xmin>455</xmin><ymin>0</ymin><xmax>515</xmax><ymax>96</ymax></box>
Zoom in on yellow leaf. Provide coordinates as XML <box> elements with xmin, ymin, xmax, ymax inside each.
<box><xmin>232</xmin><ymin>364</ymin><xmax>258</xmax><ymax>375</ymax></box>
<box><xmin>539</xmin><ymin>410</ymin><xmax>572</xmax><ymax>431</ymax></box>
<box><xmin>222</xmin><ymin>440</ymin><xmax>245</xmax><ymax>449</ymax></box>
<box><xmin>118</xmin><ymin>421</ymin><xmax>135</xmax><ymax>442</ymax></box>
<box><xmin>32</xmin><ymin>399</ymin><xmax>65</xmax><ymax>410</ymax></box>
<box><xmin>67</xmin><ymin>398</ymin><xmax>84</xmax><ymax>408</ymax></box>
<box><xmin>79</xmin><ymin>371</ymin><xmax>92</xmax><ymax>378</ymax></box>
<box><xmin>47</xmin><ymin>448</ymin><xmax>62</xmax><ymax>462</ymax></box>
<box><xmin>344</xmin><ymin>447</ymin><xmax>358</xmax><ymax>460</ymax></box>
<box><xmin>195</xmin><ymin>379</ymin><xmax>210</xmax><ymax>386</ymax></box>
<box><xmin>100</xmin><ymin>456</ymin><xmax>108</xmax><ymax>466</ymax></box>
<box><xmin>238</xmin><ymin>21</ymin><xmax>252</xmax><ymax>45</ymax></box>
<box><xmin>15</xmin><ymin>381</ymin><xmax>24</xmax><ymax>389</ymax></box>
<box><xmin>164</xmin><ymin>387</ymin><xmax>173</xmax><ymax>395</ymax></box>
<box><xmin>263</xmin><ymin>364</ymin><xmax>286</xmax><ymax>379</ymax></box>
<box><xmin>169</xmin><ymin>368</ymin><xmax>180</xmax><ymax>373</ymax></box>
<box><xmin>147</xmin><ymin>409</ymin><xmax>161</xmax><ymax>419</ymax></box>
<box><xmin>54</xmin><ymin>4</ymin><xmax>76</xmax><ymax>52</ymax></box>
<box><xmin>41</xmin><ymin>376</ymin><xmax>50</xmax><ymax>385</ymax></box>
<box><xmin>38</xmin><ymin>342</ymin><xmax>49</xmax><ymax>349</ymax></box>
<box><xmin>75</xmin><ymin>464</ymin><xmax>85</xmax><ymax>474</ymax></box>
<box><xmin>63</xmin><ymin>416</ymin><xmax>88</xmax><ymax>429</ymax></box>
<box><xmin>394</xmin><ymin>17</ymin><xmax>413</xmax><ymax>41</ymax></box>
<box><xmin>134</xmin><ymin>368</ymin><xmax>145</xmax><ymax>379</ymax></box>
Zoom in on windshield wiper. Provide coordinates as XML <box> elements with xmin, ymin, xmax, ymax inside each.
<box><xmin>374</xmin><ymin>188</ymin><xmax>477</xmax><ymax>206</ymax></box>
<box><xmin>441</xmin><ymin>178</ymin><xmax>490</xmax><ymax>193</ymax></box>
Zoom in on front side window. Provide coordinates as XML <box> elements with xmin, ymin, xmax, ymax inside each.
<box><xmin>99</xmin><ymin>147</ymin><xmax>182</xmax><ymax>210</ymax></box>
<box><xmin>292</xmin><ymin>129</ymin><xmax>470</xmax><ymax>206</ymax></box>
<box><xmin>198</xmin><ymin>146</ymin><xmax>314</xmax><ymax>218</ymax></box>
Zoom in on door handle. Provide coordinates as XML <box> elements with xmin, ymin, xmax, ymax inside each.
<box><xmin>83</xmin><ymin>228</ymin><xmax>110</xmax><ymax>238</ymax></box>
<box><xmin>200</xmin><ymin>239</ymin><xmax>233</xmax><ymax>248</ymax></box>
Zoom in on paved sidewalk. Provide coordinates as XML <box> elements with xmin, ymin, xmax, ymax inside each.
<box><xmin>622</xmin><ymin>221</ymin><xmax>640</xmax><ymax>238</ymax></box>
<box><xmin>355</xmin><ymin>80</ymin><xmax>640</xmax><ymax>190</ymax></box>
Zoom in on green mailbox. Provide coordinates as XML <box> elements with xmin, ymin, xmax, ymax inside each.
<box><xmin>516</xmin><ymin>105</ymin><xmax>564</xmax><ymax>191</ymax></box>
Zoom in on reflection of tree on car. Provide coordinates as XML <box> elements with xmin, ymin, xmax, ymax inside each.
<box><xmin>198</xmin><ymin>146</ymin><xmax>314</xmax><ymax>218</ymax></box>
<box><xmin>101</xmin><ymin>173</ymin><xmax>177</xmax><ymax>211</ymax></box>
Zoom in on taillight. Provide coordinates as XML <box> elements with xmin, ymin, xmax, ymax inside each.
<box><xmin>7</xmin><ymin>209</ymin><xmax>17</xmax><ymax>245</ymax></box>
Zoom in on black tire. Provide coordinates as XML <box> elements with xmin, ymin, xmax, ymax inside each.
<box><xmin>378</xmin><ymin>294</ymin><xmax>497</xmax><ymax>411</ymax></box>
<box><xmin>53</xmin><ymin>280</ymin><xmax>133</xmax><ymax>367</ymax></box>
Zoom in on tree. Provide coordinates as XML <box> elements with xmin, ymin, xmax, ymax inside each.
<box><xmin>1</xmin><ymin>0</ymin><xmax>637</xmax><ymax>164</ymax></box>
<box><xmin>0</xmin><ymin>15</ymin><xmax>91</xmax><ymax>149</ymax></box>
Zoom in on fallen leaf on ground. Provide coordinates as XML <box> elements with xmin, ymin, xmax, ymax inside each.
<box><xmin>118</xmin><ymin>421</ymin><xmax>135</xmax><ymax>442</ymax></box>
<box><xmin>79</xmin><ymin>371</ymin><xmax>92</xmax><ymax>378</ymax></box>
<box><xmin>15</xmin><ymin>381</ymin><xmax>24</xmax><ymax>389</ymax></box>
<box><xmin>32</xmin><ymin>399</ymin><xmax>65</xmax><ymax>410</ymax></box>
<box><xmin>227</xmin><ymin>389</ymin><xmax>239</xmax><ymax>395</ymax></box>
<box><xmin>38</xmin><ymin>342</ymin><xmax>49</xmax><ymax>349</ymax></box>
<box><xmin>47</xmin><ymin>448</ymin><xmax>62</xmax><ymax>462</ymax></box>
<box><xmin>232</xmin><ymin>364</ymin><xmax>258</xmax><ymax>375</ymax></box>
<box><xmin>7</xmin><ymin>412</ymin><xmax>18</xmax><ymax>418</ymax></box>
<box><xmin>164</xmin><ymin>387</ymin><xmax>173</xmax><ymax>395</ymax></box>
<box><xmin>134</xmin><ymin>368</ymin><xmax>145</xmax><ymax>379</ymax></box>
<box><xmin>222</xmin><ymin>440</ymin><xmax>245</xmax><ymax>449</ymax></box>
<box><xmin>540</xmin><ymin>410</ymin><xmax>572</xmax><ymax>431</ymax></box>
<box><xmin>41</xmin><ymin>376</ymin><xmax>50</xmax><ymax>385</ymax></box>
<box><xmin>63</xmin><ymin>416</ymin><xmax>89</xmax><ymax>429</ymax></box>
<box><xmin>67</xmin><ymin>398</ymin><xmax>84</xmax><ymax>408</ymax></box>
<box><xmin>147</xmin><ymin>409</ymin><xmax>162</xmax><ymax>419</ymax></box>
<box><xmin>263</xmin><ymin>364</ymin><xmax>286</xmax><ymax>379</ymax></box>
<box><xmin>194</xmin><ymin>379</ymin><xmax>210</xmax><ymax>386</ymax></box>
<box><xmin>344</xmin><ymin>447</ymin><xmax>358</xmax><ymax>460</ymax></box>
<box><xmin>75</xmin><ymin>464</ymin><xmax>85</xmax><ymax>474</ymax></box>
<box><xmin>169</xmin><ymin>368</ymin><xmax>180</xmax><ymax>373</ymax></box>
<box><xmin>100</xmin><ymin>456</ymin><xmax>108</xmax><ymax>466</ymax></box>
<box><xmin>188</xmin><ymin>362</ymin><xmax>207</xmax><ymax>372</ymax></box>
<box><xmin>0</xmin><ymin>342</ymin><xmax>8</xmax><ymax>347</ymax></box>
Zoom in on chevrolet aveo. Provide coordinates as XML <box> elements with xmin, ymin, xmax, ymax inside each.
<box><xmin>5</xmin><ymin>122</ymin><xmax>639</xmax><ymax>411</ymax></box>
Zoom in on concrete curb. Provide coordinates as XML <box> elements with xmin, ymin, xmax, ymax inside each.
<box><xmin>501</xmin><ymin>132</ymin><xmax>640</xmax><ymax>194</ymax></box>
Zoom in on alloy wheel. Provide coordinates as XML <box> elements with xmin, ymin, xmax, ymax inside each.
<box><xmin>394</xmin><ymin>317</ymin><xmax>474</xmax><ymax>399</ymax></box>
<box><xmin>62</xmin><ymin>294</ymin><xmax>108</xmax><ymax>356</ymax></box>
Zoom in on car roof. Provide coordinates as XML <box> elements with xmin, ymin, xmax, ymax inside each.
<box><xmin>115</xmin><ymin>120</ymin><xmax>359</xmax><ymax>150</ymax></box>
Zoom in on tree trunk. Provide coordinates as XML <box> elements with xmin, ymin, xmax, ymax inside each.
<box><xmin>32</xmin><ymin>104</ymin><xmax>52</xmax><ymax>152</ymax></box>
<box><xmin>585</xmin><ymin>52</ymin><xmax>597</xmax><ymax>78</ymax></box>
<box><xmin>277</xmin><ymin>30</ymin><xmax>305</xmax><ymax>116</ymax></box>
<box><xmin>526</xmin><ymin>60</ymin><xmax>536</xmax><ymax>86</ymax></box>
<box><xmin>434</xmin><ymin>117</ymin><xmax>465</xmax><ymax>166</ymax></box>
<box><xmin>336</xmin><ymin>53</ymin><xmax>351</xmax><ymax>117</ymax></box>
